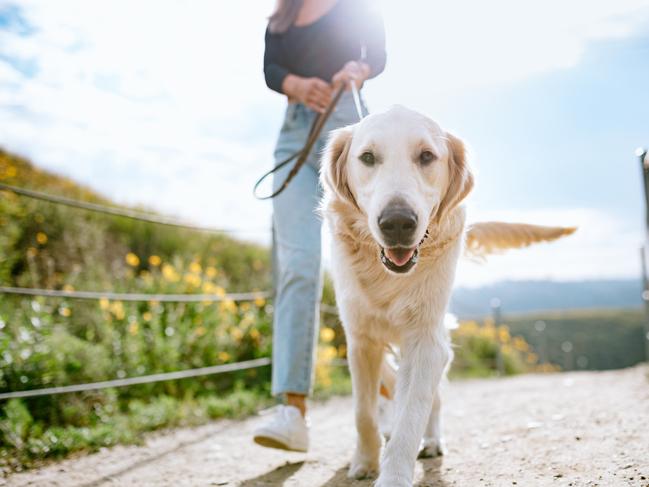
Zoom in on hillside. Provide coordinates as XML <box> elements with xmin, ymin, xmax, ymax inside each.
<box><xmin>450</xmin><ymin>279</ymin><xmax>642</xmax><ymax>317</ymax></box>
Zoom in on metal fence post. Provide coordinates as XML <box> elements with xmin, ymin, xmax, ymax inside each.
<box><xmin>640</xmin><ymin>247</ymin><xmax>649</xmax><ymax>363</ymax></box>
<box><xmin>637</xmin><ymin>148</ymin><xmax>649</xmax><ymax>363</ymax></box>
<box><xmin>490</xmin><ymin>298</ymin><xmax>505</xmax><ymax>376</ymax></box>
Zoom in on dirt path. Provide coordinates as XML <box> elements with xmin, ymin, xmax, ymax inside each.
<box><xmin>5</xmin><ymin>366</ymin><xmax>649</xmax><ymax>487</ymax></box>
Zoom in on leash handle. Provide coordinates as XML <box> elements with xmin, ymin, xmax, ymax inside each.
<box><xmin>253</xmin><ymin>84</ymin><xmax>346</xmax><ymax>200</ymax></box>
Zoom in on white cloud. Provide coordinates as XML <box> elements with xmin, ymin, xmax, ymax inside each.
<box><xmin>368</xmin><ymin>0</ymin><xmax>649</xmax><ymax>110</ymax></box>
<box><xmin>1</xmin><ymin>0</ymin><xmax>647</xmax><ymax>283</ymax></box>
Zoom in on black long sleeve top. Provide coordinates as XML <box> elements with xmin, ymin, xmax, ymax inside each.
<box><xmin>263</xmin><ymin>0</ymin><xmax>386</xmax><ymax>94</ymax></box>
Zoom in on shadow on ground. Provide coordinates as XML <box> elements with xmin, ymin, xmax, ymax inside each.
<box><xmin>315</xmin><ymin>458</ymin><xmax>449</xmax><ymax>487</ymax></box>
<box><xmin>415</xmin><ymin>457</ymin><xmax>450</xmax><ymax>487</ymax></box>
<box><xmin>237</xmin><ymin>457</ymin><xmax>449</xmax><ymax>486</ymax></box>
<box><xmin>239</xmin><ymin>461</ymin><xmax>306</xmax><ymax>486</ymax></box>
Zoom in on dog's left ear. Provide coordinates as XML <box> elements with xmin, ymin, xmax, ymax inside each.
<box><xmin>436</xmin><ymin>132</ymin><xmax>474</xmax><ymax>223</ymax></box>
<box><xmin>321</xmin><ymin>125</ymin><xmax>358</xmax><ymax>208</ymax></box>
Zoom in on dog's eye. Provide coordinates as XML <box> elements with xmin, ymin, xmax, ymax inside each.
<box><xmin>419</xmin><ymin>150</ymin><xmax>437</xmax><ymax>166</ymax></box>
<box><xmin>359</xmin><ymin>151</ymin><xmax>376</xmax><ymax>166</ymax></box>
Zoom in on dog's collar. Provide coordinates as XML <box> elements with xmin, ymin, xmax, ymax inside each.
<box><xmin>419</xmin><ymin>229</ymin><xmax>430</xmax><ymax>246</ymax></box>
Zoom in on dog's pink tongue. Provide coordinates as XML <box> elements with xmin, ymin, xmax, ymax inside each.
<box><xmin>385</xmin><ymin>248</ymin><xmax>416</xmax><ymax>266</ymax></box>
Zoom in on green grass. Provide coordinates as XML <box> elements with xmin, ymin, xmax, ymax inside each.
<box><xmin>0</xmin><ymin>387</ymin><xmax>274</xmax><ymax>470</ymax></box>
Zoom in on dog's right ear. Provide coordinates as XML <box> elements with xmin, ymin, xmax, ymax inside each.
<box><xmin>321</xmin><ymin>126</ymin><xmax>358</xmax><ymax>208</ymax></box>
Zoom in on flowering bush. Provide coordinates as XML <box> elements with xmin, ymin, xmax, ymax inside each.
<box><xmin>451</xmin><ymin>319</ymin><xmax>557</xmax><ymax>377</ymax></box>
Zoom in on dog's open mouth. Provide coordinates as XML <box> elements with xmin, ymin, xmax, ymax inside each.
<box><xmin>380</xmin><ymin>246</ymin><xmax>419</xmax><ymax>274</ymax></box>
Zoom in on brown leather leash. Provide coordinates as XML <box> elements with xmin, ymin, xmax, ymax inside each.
<box><xmin>253</xmin><ymin>84</ymin><xmax>346</xmax><ymax>200</ymax></box>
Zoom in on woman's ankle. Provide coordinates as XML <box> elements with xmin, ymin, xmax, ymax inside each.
<box><xmin>286</xmin><ymin>393</ymin><xmax>307</xmax><ymax>417</ymax></box>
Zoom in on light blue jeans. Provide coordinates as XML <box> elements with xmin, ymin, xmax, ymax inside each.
<box><xmin>271</xmin><ymin>91</ymin><xmax>367</xmax><ymax>396</ymax></box>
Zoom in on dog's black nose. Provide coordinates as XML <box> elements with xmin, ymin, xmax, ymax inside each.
<box><xmin>378</xmin><ymin>205</ymin><xmax>418</xmax><ymax>246</ymax></box>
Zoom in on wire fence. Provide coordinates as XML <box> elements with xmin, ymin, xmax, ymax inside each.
<box><xmin>0</xmin><ymin>180</ymin><xmax>343</xmax><ymax>400</ymax></box>
<box><xmin>0</xmin><ymin>182</ymin><xmax>269</xmax><ymax>235</ymax></box>
<box><xmin>0</xmin><ymin>358</ymin><xmax>272</xmax><ymax>400</ymax></box>
<box><xmin>0</xmin><ymin>286</ymin><xmax>271</xmax><ymax>303</ymax></box>
<box><xmin>0</xmin><ymin>285</ymin><xmax>342</xmax><ymax>400</ymax></box>
<box><xmin>0</xmin><ymin>286</ymin><xmax>340</xmax><ymax>314</ymax></box>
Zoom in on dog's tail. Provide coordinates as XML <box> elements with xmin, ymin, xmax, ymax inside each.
<box><xmin>465</xmin><ymin>222</ymin><xmax>576</xmax><ymax>258</ymax></box>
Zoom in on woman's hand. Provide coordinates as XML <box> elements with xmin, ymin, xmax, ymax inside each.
<box><xmin>282</xmin><ymin>74</ymin><xmax>333</xmax><ymax>113</ymax></box>
<box><xmin>332</xmin><ymin>61</ymin><xmax>371</xmax><ymax>91</ymax></box>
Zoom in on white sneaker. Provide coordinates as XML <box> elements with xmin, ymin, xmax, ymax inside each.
<box><xmin>253</xmin><ymin>405</ymin><xmax>309</xmax><ymax>452</ymax></box>
<box><xmin>378</xmin><ymin>395</ymin><xmax>394</xmax><ymax>441</ymax></box>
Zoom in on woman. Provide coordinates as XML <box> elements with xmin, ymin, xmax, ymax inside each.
<box><xmin>253</xmin><ymin>0</ymin><xmax>386</xmax><ymax>452</ymax></box>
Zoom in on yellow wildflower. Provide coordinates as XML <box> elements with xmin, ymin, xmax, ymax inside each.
<box><xmin>125</xmin><ymin>252</ymin><xmax>140</xmax><ymax>267</ymax></box>
<box><xmin>220</xmin><ymin>299</ymin><xmax>237</xmax><ymax>314</ymax></box>
<box><xmin>239</xmin><ymin>302</ymin><xmax>251</xmax><ymax>312</ymax></box>
<box><xmin>513</xmin><ymin>336</ymin><xmax>529</xmax><ymax>352</ymax></box>
<box><xmin>195</xmin><ymin>326</ymin><xmax>206</xmax><ymax>337</ymax></box>
<box><xmin>142</xmin><ymin>311</ymin><xmax>152</xmax><ymax>321</ymax></box>
<box><xmin>526</xmin><ymin>352</ymin><xmax>538</xmax><ymax>365</ymax></box>
<box><xmin>316</xmin><ymin>364</ymin><xmax>332</xmax><ymax>388</ymax></box>
<box><xmin>62</xmin><ymin>284</ymin><xmax>75</xmax><ymax>292</ymax></box>
<box><xmin>26</xmin><ymin>247</ymin><xmax>38</xmax><ymax>258</ymax></box>
<box><xmin>254</xmin><ymin>297</ymin><xmax>266</xmax><ymax>308</ymax></box>
<box><xmin>183</xmin><ymin>272</ymin><xmax>201</xmax><ymax>287</ymax></box>
<box><xmin>148</xmin><ymin>255</ymin><xmax>161</xmax><ymax>266</ymax></box>
<box><xmin>128</xmin><ymin>322</ymin><xmax>139</xmax><ymax>336</ymax></box>
<box><xmin>162</xmin><ymin>264</ymin><xmax>180</xmax><ymax>282</ymax></box>
<box><xmin>249</xmin><ymin>328</ymin><xmax>260</xmax><ymax>340</ymax></box>
<box><xmin>320</xmin><ymin>345</ymin><xmax>337</xmax><ymax>362</ymax></box>
<box><xmin>5</xmin><ymin>165</ymin><xmax>16</xmax><ymax>178</ymax></box>
<box><xmin>109</xmin><ymin>301</ymin><xmax>125</xmax><ymax>320</ymax></box>
<box><xmin>320</xmin><ymin>327</ymin><xmax>335</xmax><ymax>343</ymax></box>
<box><xmin>189</xmin><ymin>261</ymin><xmax>202</xmax><ymax>274</ymax></box>
<box><xmin>497</xmin><ymin>326</ymin><xmax>511</xmax><ymax>344</ymax></box>
<box><xmin>99</xmin><ymin>298</ymin><xmax>110</xmax><ymax>310</ymax></box>
<box><xmin>218</xmin><ymin>351</ymin><xmax>231</xmax><ymax>362</ymax></box>
<box><xmin>36</xmin><ymin>232</ymin><xmax>48</xmax><ymax>245</ymax></box>
<box><xmin>59</xmin><ymin>307</ymin><xmax>71</xmax><ymax>317</ymax></box>
<box><xmin>230</xmin><ymin>327</ymin><xmax>244</xmax><ymax>341</ymax></box>
<box><xmin>202</xmin><ymin>281</ymin><xmax>216</xmax><ymax>294</ymax></box>
<box><xmin>205</xmin><ymin>266</ymin><xmax>218</xmax><ymax>278</ymax></box>
<box><xmin>214</xmin><ymin>286</ymin><xmax>226</xmax><ymax>297</ymax></box>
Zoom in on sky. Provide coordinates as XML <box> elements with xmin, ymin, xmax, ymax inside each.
<box><xmin>1</xmin><ymin>0</ymin><xmax>649</xmax><ymax>287</ymax></box>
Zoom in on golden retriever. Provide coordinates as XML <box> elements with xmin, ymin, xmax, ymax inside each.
<box><xmin>319</xmin><ymin>105</ymin><xmax>575</xmax><ymax>486</ymax></box>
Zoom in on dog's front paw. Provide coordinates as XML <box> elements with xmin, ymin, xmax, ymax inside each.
<box><xmin>348</xmin><ymin>457</ymin><xmax>379</xmax><ymax>480</ymax></box>
<box><xmin>418</xmin><ymin>437</ymin><xmax>446</xmax><ymax>459</ymax></box>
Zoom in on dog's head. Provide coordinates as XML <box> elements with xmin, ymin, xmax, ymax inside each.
<box><xmin>321</xmin><ymin>105</ymin><xmax>473</xmax><ymax>275</ymax></box>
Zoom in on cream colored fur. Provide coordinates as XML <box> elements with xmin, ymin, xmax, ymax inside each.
<box><xmin>320</xmin><ymin>106</ymin><xmax>574</xmax><ymax>486</ymax></box>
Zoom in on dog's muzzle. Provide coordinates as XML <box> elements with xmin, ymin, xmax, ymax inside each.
<box><xmin>378</xmin><ymin>205</ymin><xmax>418</xmax><ymax>247</ymax></box>
<box><xmin>377</xmin><ymin>202</ymin><xmax>421</xmax><ymax>274</ymax></box>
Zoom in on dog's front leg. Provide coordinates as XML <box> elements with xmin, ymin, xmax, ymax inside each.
<box><xmin>418</xmin><ymin>388</ymin><xmax>445</xmax><ymax>458</ymax></box>
<box><xmin>375</xmin><ymin>332</ymin><xmax>450</xmax><ymax>487</ymax></box>
<box><xmin>347</xmin><ymin>334</ymin><xmax>383</xmax><ymax>480</ymax></box>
